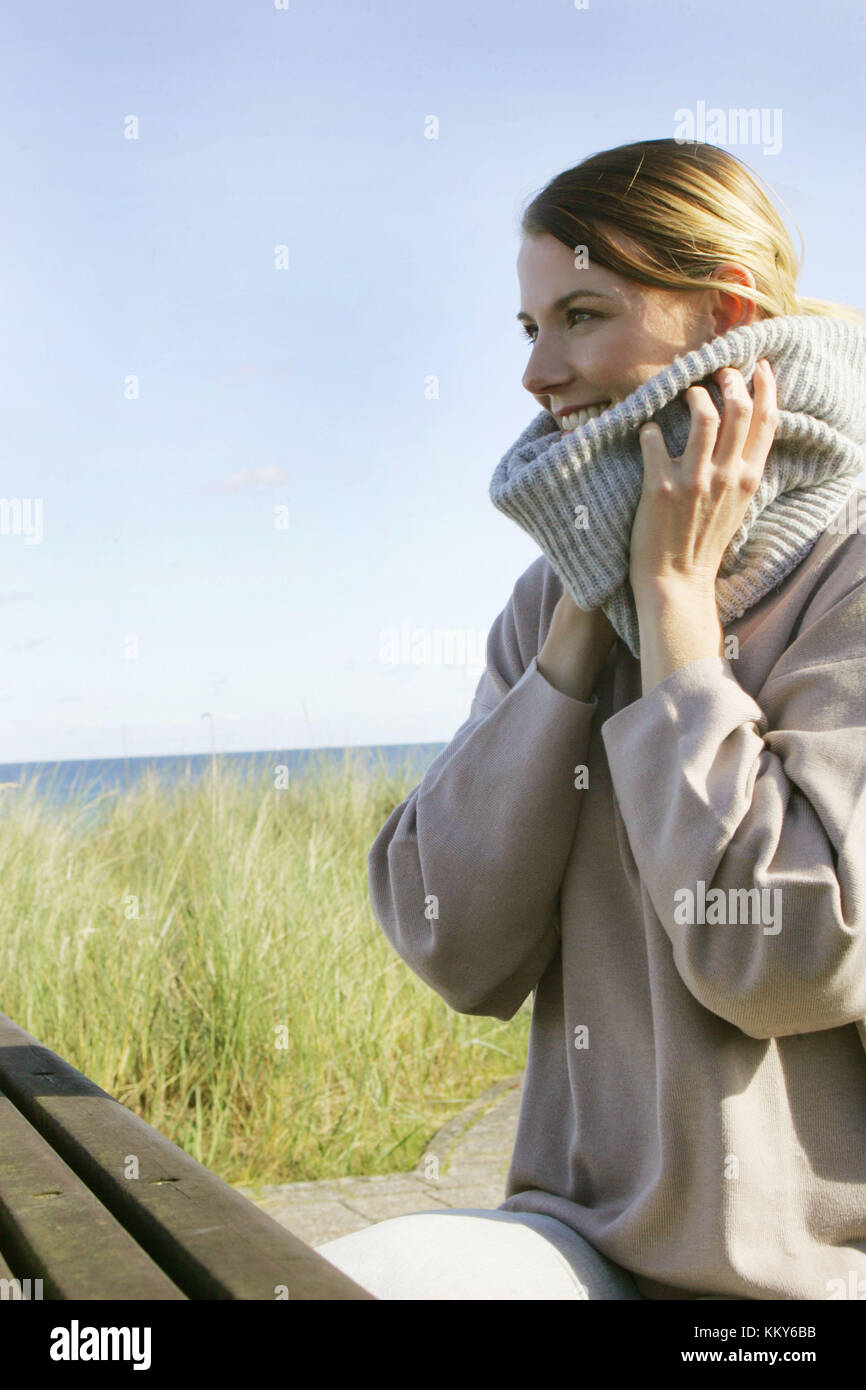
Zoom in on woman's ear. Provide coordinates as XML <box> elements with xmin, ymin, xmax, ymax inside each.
<box><xmin>708</xmin><ymin>263</ymin><xmax>759</xmax><ymax>334</ymax></box>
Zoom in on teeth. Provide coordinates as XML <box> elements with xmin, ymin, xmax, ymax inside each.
<box><xmin>561</xmin><ymin>402</ymin><xmax>611</xmax><ymax>431</ymax></box>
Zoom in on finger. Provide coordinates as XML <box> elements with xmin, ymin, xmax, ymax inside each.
<box><xmin>680</xmin><ymin>385</ymin><xmax>721</xmax><ymax>482</ymax></box>
<box><xmin>638</xmin><ymin>421</ymin><xmax>674</xmax><ymax>486</ymax></box>
<box><xmin>712</xmin><ymin>367</ymin><xmax>754</xmax><ymax>470</ymax></box>
<box><xmin>740</xmin><ymin>359</ymin><xmax>779</xmax><ymax>474</ymax></box>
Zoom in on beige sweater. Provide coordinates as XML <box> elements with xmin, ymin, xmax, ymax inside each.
<box><xmin>368</xmin><ymin>489</ymin><xmax>866</xmax><ymax>1301</ymax></box>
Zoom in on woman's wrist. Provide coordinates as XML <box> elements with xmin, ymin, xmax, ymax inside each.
<box><xmin>634</xmin><ymin>577</ymin><xmax>724</xmax><ymax>697</ymax></box>
<box><xmin>538</xmin><ymin>613</ymin><xmax>611</xmax><ymax>702</ymax></box>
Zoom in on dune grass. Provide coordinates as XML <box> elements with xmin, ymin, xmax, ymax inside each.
<box><xmin>0</xmin><ymin>750</ymin><xmax>530</xmax><ymax>1188</ymax></box>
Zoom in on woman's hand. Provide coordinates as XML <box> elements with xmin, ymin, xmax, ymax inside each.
<box><xmin>628</xmin><ymin>359</ymin><xmax>779</xmax><ymax>602</ymax></box>
<box><xmin>538</xmin><ymin>589</ymin><xmax>618</xmax><ymax>702</ymax></box>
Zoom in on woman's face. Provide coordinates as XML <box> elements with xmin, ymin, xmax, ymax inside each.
<box><xmin>516</xmin><ymin>231</ymin><xmax>756</xmax><ymax>430</ymax></box>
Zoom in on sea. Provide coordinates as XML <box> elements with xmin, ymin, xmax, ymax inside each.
<box><xmin>0</xmin><ymin>742</ymin><xmax>448</xmax><ymax>816</ymax></box>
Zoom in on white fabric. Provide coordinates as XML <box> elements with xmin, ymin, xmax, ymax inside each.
<box><xmin>315</xmin><ymin>1208</ymin><xmax>645</xmax><ymax>1301</ymax></box>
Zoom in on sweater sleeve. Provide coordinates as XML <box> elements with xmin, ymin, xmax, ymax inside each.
<box><xmin>600</xmin><ymin>569</ymin><xmax>866</xmax><ymax>1040</ymax></box>
<box><xmin>367</xmin><ymin>566</ymin><xmax>600</xmax><ymax>1020</ymax></box>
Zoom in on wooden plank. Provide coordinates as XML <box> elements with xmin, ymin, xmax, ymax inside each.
<box><xmin>0</xmin><ymin>1092</ymin><xmax>186</xmax><ymax>1299</ymax></box>
<box><xmin>0</xmin><ymin>1244</ymin><xmax>17</xmax><ymax>1283</ymax></box>
<box><xmin>0</xmin><ymin>1247</ymin><xmax>43</xmax><ymax>1303</ymax></box>
<box><xmin>0</xmin><ymin>1014</ymin><xmax>375</xmax><ymax>1299</ymax></box>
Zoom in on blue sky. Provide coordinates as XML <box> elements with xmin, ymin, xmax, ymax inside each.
<box><xmin>2</xmin><ymin>0</ymin><xmax>864</xmax><ymax>763</ymax></box>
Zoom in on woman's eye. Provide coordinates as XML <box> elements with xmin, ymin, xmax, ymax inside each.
<box><xmin>520</xmin><ymin>309</ymin><xmax>594</xmax><ymax>343</ymax></box>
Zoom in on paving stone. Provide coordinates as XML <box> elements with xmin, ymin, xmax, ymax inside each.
<box><xmin>325</xmin><ymin>1187</ymin><xmax>454</xmax><ymax>1225</ymax></box>
<box><xmin>265</xmin><ymin>1200</ymin><xmax>371</xmax><ymax>1247</ymax></box>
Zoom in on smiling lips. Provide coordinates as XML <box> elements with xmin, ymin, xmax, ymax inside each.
<box><xmin>558</xmin><ymin>401</ymin><xmax>612</xmax><ymax>430</ymax></box>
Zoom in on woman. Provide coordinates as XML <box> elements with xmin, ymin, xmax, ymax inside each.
<box><xmin>316</xmin><ymin>139</ymin><xmax>866</xmax><ymax>1300</ymax></box>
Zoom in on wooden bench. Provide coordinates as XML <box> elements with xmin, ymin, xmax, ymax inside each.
<box><xmin>0</xmin><ymin>1012</ymin><xmax>375</xmax><ymax>1300</ymax></box>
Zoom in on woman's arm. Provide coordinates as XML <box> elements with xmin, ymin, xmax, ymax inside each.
<box><xmin>368</xmin><ymin>563</ymin><xmax>612</xmax><ymax>1020</ymax></box>
<box><xmin>600</xmin><ymin>563</ymin><xmax>866</xmax><ymax>1039</ymax></box>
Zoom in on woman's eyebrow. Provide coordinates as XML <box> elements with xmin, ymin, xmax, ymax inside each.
<box><xmin>516</xmin><ymin>290</ymin><xmax>614</xmax><ymax>323</ymax></box>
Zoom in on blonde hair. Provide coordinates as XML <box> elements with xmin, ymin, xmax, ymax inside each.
<box><xmin>520</xmin><ymin>139</ymin><xmax>865</xmax><ymax>326</ymax></box>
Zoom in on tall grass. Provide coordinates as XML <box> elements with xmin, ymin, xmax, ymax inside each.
<box><xmin>0</xmin><ymin>751</ymin><xmax>530</xmax><ymax>1188</ymax></box>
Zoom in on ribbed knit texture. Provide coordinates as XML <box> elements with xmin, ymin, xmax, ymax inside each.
<box><xmin>489</xmin><ymin>315</ymin><xmax>866</xmax><ymax>659</ymax></box>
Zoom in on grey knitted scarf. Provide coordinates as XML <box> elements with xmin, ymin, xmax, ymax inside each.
<box><xmin>489</xmin><ymin>315</ymin><xmax>866</xmax><ymax>660</ymax></box>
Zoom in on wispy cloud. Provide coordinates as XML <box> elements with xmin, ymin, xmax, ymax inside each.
<box><xmin>203</xmin><ymin>466</ymin><xmax>288</xmax><ymax>493</ymax></box>
<box><xmin>212</xmin><ymin>362</ymin><xmax>294</xmax><ymax>386</ymax></box>
<box><xmin>9</xmin><ymin>637</ymin><xmax>50</xmax><ymax>653</ymax></box>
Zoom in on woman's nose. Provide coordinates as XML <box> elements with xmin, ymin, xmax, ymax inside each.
<box><xmin>522</xmin><ymin>340</ymin><xmax>572</xmax><ymax>398</ymax></box>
